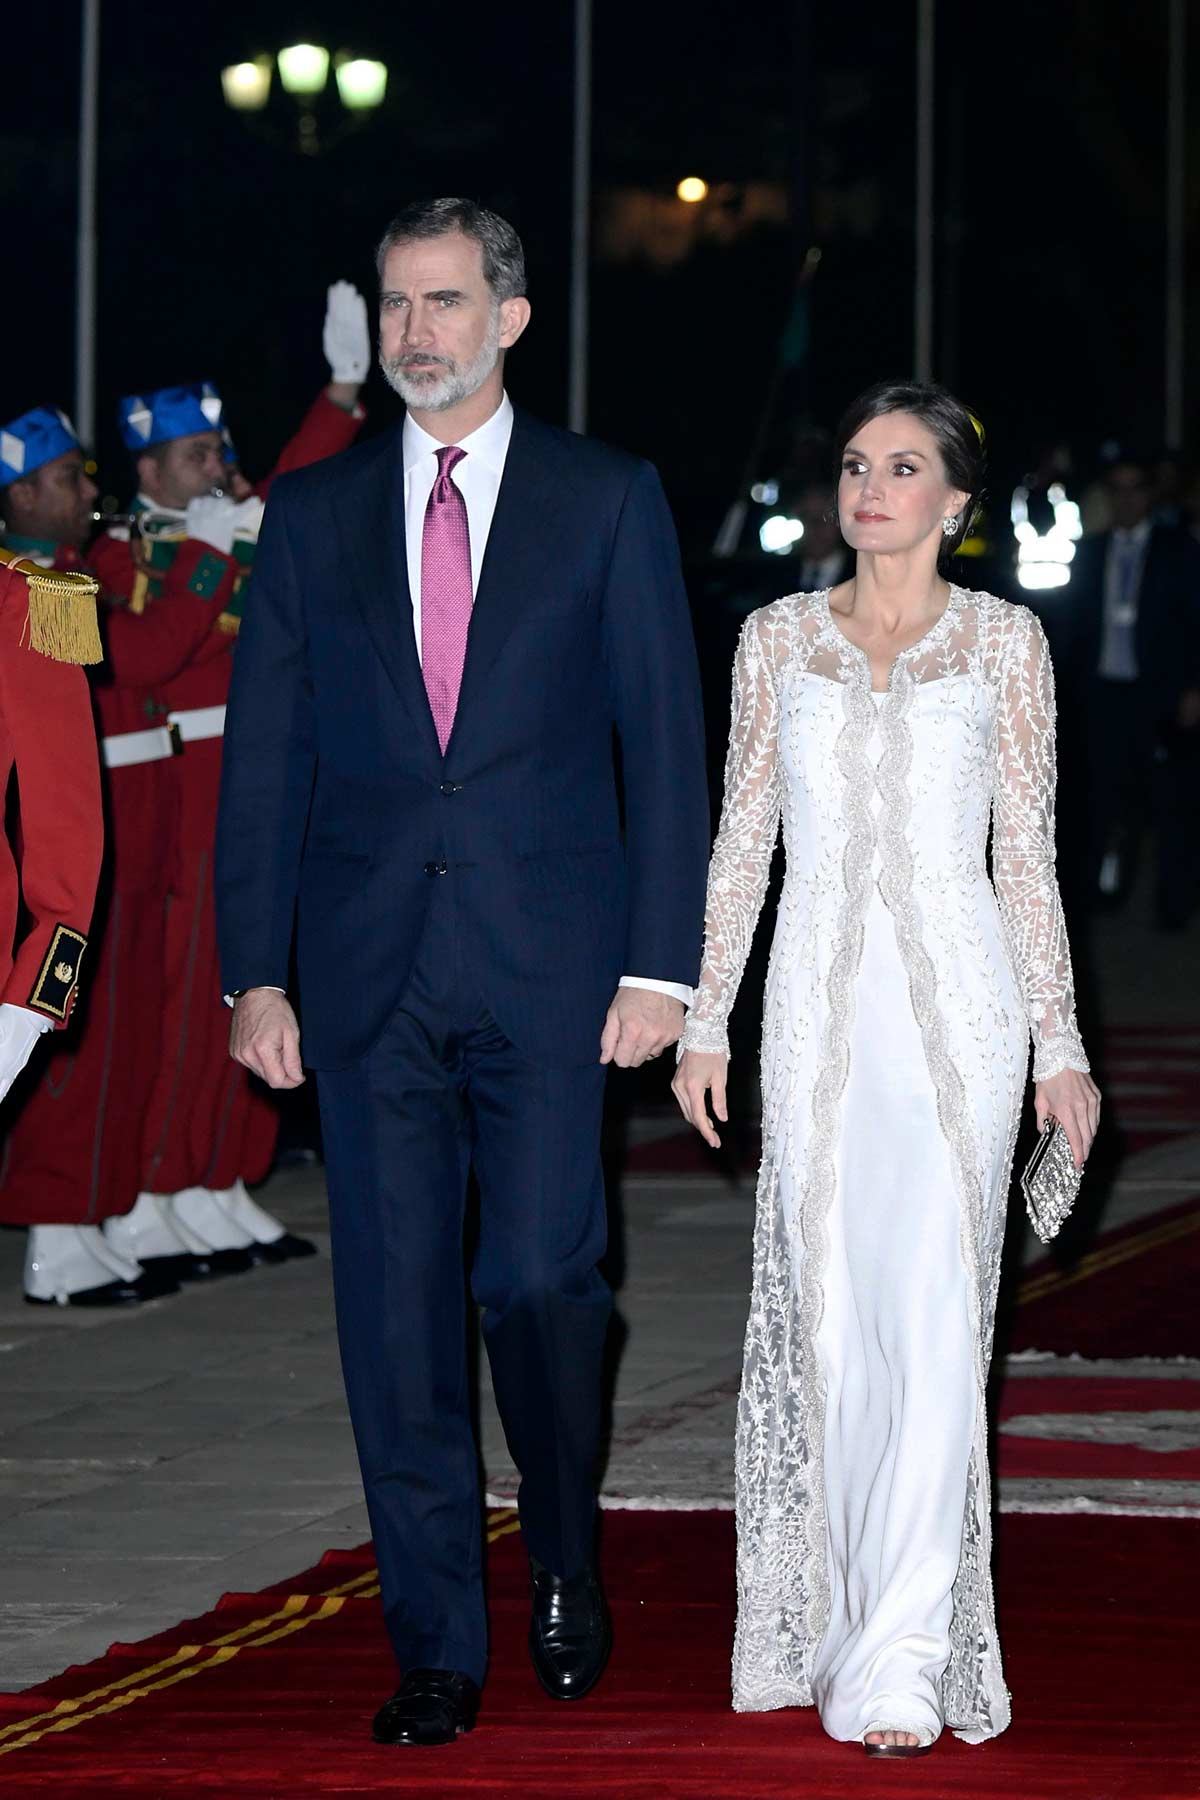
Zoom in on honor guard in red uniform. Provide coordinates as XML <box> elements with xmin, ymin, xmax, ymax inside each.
<box><xmin>0</xmin><ymin>423</ymin><xmax>116</xmax><ymax>1301</ymax></box>
<box><xmin>94</xmin><ymin>284</ymin><xmax>368</xmax><ymax>1276</ymax></box>
<box><xmin>0</xmin><ymin>404</ymin><xmax>251</xmax><ymax>1300</ymax></box>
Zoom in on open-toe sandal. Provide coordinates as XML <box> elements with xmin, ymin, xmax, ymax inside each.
<box><xmin>862</xmin><ymin>1722</ymin><xmax>935</xmax><ymax>1759</ymax></box>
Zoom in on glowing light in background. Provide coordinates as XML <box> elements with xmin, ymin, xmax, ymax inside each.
<box><xmin>221</xmin><ymin>58</ymin><xmax>273</xmax><ymax>111</ymax></box>
<box><xmin>277</xmin><ymin>44</ymin><xmax>330</xmax><ymax>95</ymax></box>
<box><xmin>760</xmin><ymin>515</ymin><xmax>805</xmax><ymax>554</ymax></box>
<box><xmin>677</xmin><ymin>177</ymin><xmax>709</xmax><ymax>204</ymax></box>
<box><xmin>1012</xmin><ymin>481</ymin><xmax>1082</xmax><ymax>592</ymax></box>
<box><xmin>335</xmin><ymin>58</ymin><xmax>388</xmax><ymax>111</ymax></box>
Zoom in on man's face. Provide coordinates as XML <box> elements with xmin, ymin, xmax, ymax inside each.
<box><xmin>4</xmin><ymin>449</ymin><xmax>98</xmax><ymax>551</ymax></box>
<box><xmin>378</xmin><ymin>232</ymin><xmax>527</xmax><ymax>413</ymax></box>
<box><xmin>139</xmin><ymin>432</ymin><xmax>225</xmax><ymax>509</ymax></box>
<box><xmin>797</xmin><ymin>485</ymin><xmax>841</xmax><ymax>560</ymax></box>
<box><xmin>1106</xmin><ymin>464</ymin><xmax>1152</xmax><ymax>532</ymax></box>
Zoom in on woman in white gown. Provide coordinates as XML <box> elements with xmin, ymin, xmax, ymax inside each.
<box><xmin>673</xmin><ymin>383</ymin><xmax>1100</xmax><ymax>1758</ymax></box>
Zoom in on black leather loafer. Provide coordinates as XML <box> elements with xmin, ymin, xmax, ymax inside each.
<box><xmin>24</xmin><ymin>1269</ymin><xmax>179</xmax><ymax>1307</ymax></box>
<box><xmin>372</xmin><ymin>1669</ymin><xmax>480</xmax><ymax>1746</ymax></box>
<box><xmin>138</xmin><ymin>1246</ymin><xmax>253</xmax><ymax>1281</ymax></box>
<box><xmin>528</xmin><ymin>1557</ymin><xmax>612</xmax><ymax>1700</ymax></box>
<box><xmin>248</xmin><ymin>1231</ymin><xmax>318</xmax><ymax>1265</ymax></box>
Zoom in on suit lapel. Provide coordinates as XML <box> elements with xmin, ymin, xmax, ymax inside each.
<box><xmin>447</xmin><ymin>412</ymin><xmax>562</xmax><ymax>753</ymax></box>
<box><xmin>336</xmin><ymin>430</ymin><xmax>442</xmax><ymax>764</ymax></box>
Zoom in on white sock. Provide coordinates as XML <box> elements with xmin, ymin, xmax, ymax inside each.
<box><xmin>168</xmin><ymin>1187</ymin><xmax>254</xmax><ymax>1251</ymax></box>
<box><xmin>211</xmin><ymin>1179</ymin><xmax>286</xmax><ymax>1244</ymax></box>
<box><xmin>104</xmin><ymin>1192</ymin><xmax>198</xmax><ymax>1261</ymax></box>
<box><xmin>25</xmin><ymin>1225</ymin><xmax>126</xmax><ymax>1302</ymax></box>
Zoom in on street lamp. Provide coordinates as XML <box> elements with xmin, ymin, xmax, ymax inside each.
<box><xmin>221</xmin><ymin>57</ymin><xmax>273</xmax><ymax>112</ymax></box>
<box><xmin>277</xmin><ymin>44</ymin><xmax>330</xmax><ymax>97</ymax></box>
<box><xmin>336</xmin><ymin>57</ymin><xmax>388</xmax><ymax>111</ymax></box>
<box><xmin>221</xmin><ymin>45</ymin><xmax>388</xmax><ymax>152</ymax></box>
<box><xmin>677</xmin><ymin>176</ymin><xmax>709</xmax><ymax>203</ymax></box>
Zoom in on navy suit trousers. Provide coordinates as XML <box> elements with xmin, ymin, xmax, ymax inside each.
<box><xmin>316</xmin><ymin>886</ymin><xmax>611</xmax><ymax>1685</ymax></box>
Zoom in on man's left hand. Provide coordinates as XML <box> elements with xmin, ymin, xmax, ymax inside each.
<box><xmin>599</xmin><ymin>988</ymin><xmax>685</xmax><ymax>1069</ymax></box>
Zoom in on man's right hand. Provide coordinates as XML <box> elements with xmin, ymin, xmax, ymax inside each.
<box><xmin>229</xmin><ymin>988</ymin><xmax>305</xmax><ymax>1089</ymax></box>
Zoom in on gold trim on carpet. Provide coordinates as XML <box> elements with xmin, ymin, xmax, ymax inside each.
<box><xmin>1017</xmin><ymin>1204</ymin><xmax>1200</xmax><ymax>1306</ymax></box>
<box><xmin>0</xmin><ymin>1508</ymin><xmax>520</xmax><ymax>1757</ymax></box>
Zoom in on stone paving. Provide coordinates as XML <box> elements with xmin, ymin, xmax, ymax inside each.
<box><xmin>0</xmin><ymin>895</ymin><xmax>1194</xmax><ymax>1690</ymax></box>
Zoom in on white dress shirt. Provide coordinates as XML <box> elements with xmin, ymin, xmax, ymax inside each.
<box><xmin>403</xmin><ymin>397</ymin><xmax>513</xmax><ymax>659</ymax></box>
<box><xmin>1098</xmin><ymin>518</ymin><xmax>1152</xmax><ymax>682</ymax></box>
<box><xmin>404</xmin><ymin>397</ymin><xmax>696</xmax><ymax>1008</ymax></box>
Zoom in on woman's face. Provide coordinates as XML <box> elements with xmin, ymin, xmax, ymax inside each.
<box><xmin>837</xmin><ymin>411</ymin><xmax>968</xmax><ymax>559</ymax></box>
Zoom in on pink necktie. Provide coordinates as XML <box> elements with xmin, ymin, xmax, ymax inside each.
<box><xmin>421</xmin><ymin>445</ymin><xmax>472</xmax><ymax>753</ymax></box>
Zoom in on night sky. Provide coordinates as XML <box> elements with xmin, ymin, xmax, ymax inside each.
<box><xmin>4</xmin><ymin>1</ymin><xmax>1195</xmax><ymax>548</ymax></box>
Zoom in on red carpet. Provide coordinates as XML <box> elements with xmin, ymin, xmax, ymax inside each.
<box><xmin>1009</xmin><ymin>1194</ymin><xmax>1200</xmax><ymax>1358</ymax></box>
<box><xmin>1</xmin><ymin>1508</ymin><xmax>1195</xmax><ymax>1798</ymax></box>
<box><xmin>996</xmin><ymin>1369</ymin><xmax>1200</xmax><ymax>1491</ymax></box>
<box><xmin>1004</xmin><ymin>1025</ymin><xmax>1200</xmax><ymax>1359</ymax></box>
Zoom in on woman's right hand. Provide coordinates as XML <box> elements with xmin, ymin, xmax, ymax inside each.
<box><xmin>672</xmin><ymin>1049</ymin><xmax>729</xmax><ymax>1149</ymax></box>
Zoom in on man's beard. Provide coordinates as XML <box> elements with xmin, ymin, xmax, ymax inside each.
<box><xmin>380</xmin><ymin>309</ymin><xmax>502</xmax><ymax>413</ymax></box>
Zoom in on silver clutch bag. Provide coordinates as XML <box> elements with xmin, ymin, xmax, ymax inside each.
<box><xmin>1020</xmin><ymin>1117</ymin><xmax>1082</xmax><ymax>1243</ymax></box>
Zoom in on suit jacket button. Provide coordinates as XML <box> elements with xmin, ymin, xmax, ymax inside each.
<box><xmin>439</xmin><ymin>781</ymin><xmax>463</xmax><ymax>796</ymax></box>
<box><xmin>424</xmin><ymin>860</ymin><xmax>448</xmax><ymax>877</ymax></box>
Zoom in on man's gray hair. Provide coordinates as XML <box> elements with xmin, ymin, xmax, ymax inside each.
<box><xmin>375</xmin><ymin>198</ymin><xmax>526</xmax><ymax>303</ymax></box>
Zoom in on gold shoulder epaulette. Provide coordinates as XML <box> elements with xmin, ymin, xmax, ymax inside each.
<box><xmin>0</xmin><ymin>548</ymin><xmax>103</xmax><ymax>666</ymax></box>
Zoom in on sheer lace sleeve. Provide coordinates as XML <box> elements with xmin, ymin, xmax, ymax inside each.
<box><xmin>679</xmin><ymin>610</ymin><xmax>783</xmax><ymax>1059</ymax></box>
<box><xmin>992</xmin><ymin>607</ymin><xmax>1089</xmax><ymax>1080</ymax></box>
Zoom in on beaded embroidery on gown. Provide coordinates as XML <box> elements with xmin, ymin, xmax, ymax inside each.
<box><xmin>679</xmin><ymin>587</ymin><xmax>1088</xmax><ymax>1744</ymax></box>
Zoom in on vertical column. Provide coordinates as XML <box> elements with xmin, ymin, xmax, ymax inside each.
<box><xmin>568</xmin><ymin>0</ymin><xmax>593</xmax><ymax>435</ymax></box>
<box><xmin>1165</xmin><ymin>0</ymin><xmax>1186</xmax><ymax>447</ymax></box>
<box><xmin>75</xmin><ymin>0</ymin><xmax>101</xmax><ymax>445</ymax></box>
<box><xmin>914</xmin><ymin>0</ymin><xmax>935</xmax><ymax>382</ymax></box>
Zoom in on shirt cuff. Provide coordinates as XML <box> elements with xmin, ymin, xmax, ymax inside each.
<box><xmin>0</xmin><ymin>1003</ymin><xmax>53</xmax><ymax>1036</ymax></box>
<box><xmin>224</xmin><ymin>986</ymin><xmax>286</xmax><ymax>1009</ymax></box>
<box><xmin>618</xmin><ymin>976</ymin><xmax>693</xmax><ymax>1008</ymax></box>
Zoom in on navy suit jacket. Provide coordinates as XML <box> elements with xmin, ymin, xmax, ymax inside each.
<box><xmin>1058</xmin><ymin>524</ymin><xmax>1200</xmax><ymax>720</ymax></box>
<box><xmin>214</xmin><ymin>407</ymin><xmax>710</xmax><ymax>1070</ymax></box>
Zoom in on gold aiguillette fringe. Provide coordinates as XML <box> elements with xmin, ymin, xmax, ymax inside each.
<box><xmin>23</xmin><ymin>569</ymin><xmax>104</xmax><ymax>665</ymax></box>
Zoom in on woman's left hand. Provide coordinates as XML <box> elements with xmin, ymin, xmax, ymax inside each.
<box><xmin>1034</xmin><ymin>1068</ymin><xmax>1101</xmax><ymax>1171</ymax></box>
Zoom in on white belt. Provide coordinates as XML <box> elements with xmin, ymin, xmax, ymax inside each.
<box><xmin>101</xmin><ymin>725</ymin><xmax>177</xmax><ymax>768</ymax></box>
<box><xmin>168</xmin><ymin>704</ymin><xmax>226</xmax><ymax>742</ymax></box>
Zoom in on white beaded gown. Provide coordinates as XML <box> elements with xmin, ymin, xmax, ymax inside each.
<box><xmin>678</xmin><ymin>586</ymin><xmax>1089</xmax><ymax>1745</ymax></box>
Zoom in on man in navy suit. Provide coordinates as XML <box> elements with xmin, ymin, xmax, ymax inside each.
<box><xmin>1055</xmin><ymin>453</ymin><xmax>1200</xmax><ymax>928</ymax></box>
<box><xmin>215</xmin><ymin>199</ymin><xmax>709</xmax><ymax>1746</ymax></box>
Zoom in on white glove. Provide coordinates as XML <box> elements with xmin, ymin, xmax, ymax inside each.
<box><xmin>185</xmin><ymin>495</ymin><xmax>240</xmax><ymax>558</ymax></box>
<box><xmin>323</xmin><ymin>280</ymin><xmax>370</xmax><ymax>384</ymax></box>
<box><xmin>230</xmin><ymin>496</ymin><xmax>265</xmax><ymax>544</ymax></box>
<box><xmin>0</xmin><ymin>1003</ymin><xmax>51</xmax><ymax>1109</ymax></box>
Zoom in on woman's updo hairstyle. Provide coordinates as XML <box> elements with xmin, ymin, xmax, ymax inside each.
<box><xmin>833</xmin><ymin>380</ymin><xmax>987</xmax><ymax>572</ymax></box>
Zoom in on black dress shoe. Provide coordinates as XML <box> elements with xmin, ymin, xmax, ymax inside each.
<box><xmin>528</xmin><ymin>1557</ymin><xmax>612</xmax><ymax>1700</ymax></box>
<box><xmin>127</xmin><ymin>1267</ymin><xmax>181</xmax><ymax>1299</ymax></box>
<box><xmin>247</xmin><ymin>1231</ymin><xmax>318</xmax><ymax>1265</ymax></box>
<box><xmin>25</xmin><ymin>1270</ymin><xmax>178</xmax><ymax>1308</ymax></box>
<box><xmin>372</xmin><ymin>1669</ymin><xmax>480</xmax><ymax>1746</ymax></box>
<box><xmin>139</xmin><ymin>1246</ymin><xmax>254</xmax><ymax>1281</ymax></box>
